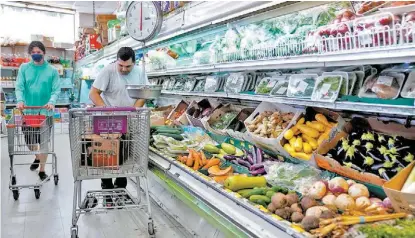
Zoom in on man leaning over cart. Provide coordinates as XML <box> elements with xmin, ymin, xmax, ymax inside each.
<box><xmin>89</xmin><ymin>47</ymin><xmax>149</xmax><ymax>207</ymax></box>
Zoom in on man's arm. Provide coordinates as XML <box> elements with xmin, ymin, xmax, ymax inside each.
<box><xmin>15</xmin><ymin>65</ymin><xmax>26</xmax><ymax>109</ymax></box>
<box><xmin>89</xmin><ymin>87</ymin><xmax>106</xmax><ymax>106</ymax></box>
<box><xmin>90</xmin><ymin>66</ymin><xmax>110</xmax><ymax>106</ymax></box>
<box><xmin>133</xmin><ymin>99</ymin><xmax>145</xmax><ymax>107</ymax></box>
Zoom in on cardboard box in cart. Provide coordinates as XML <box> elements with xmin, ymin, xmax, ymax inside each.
<box><xmin>384</xmin><ymin>161</ymin><xmax>415</xmax><ymax>214</ymax></box>
<box><xmin>82</xmin><ymin>134</ymin><xmax>120</xmax><ymax>168</ymax></box>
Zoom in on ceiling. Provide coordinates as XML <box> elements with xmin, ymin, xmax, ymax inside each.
<box><xmin>26</xmin><ymin>1</ymin><xmax>118</xmax><ymax>14</ymax></box>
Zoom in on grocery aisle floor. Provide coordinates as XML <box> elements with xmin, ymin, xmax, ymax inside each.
<box><xmin>1</xmin><ymin>134</ymin><xmax>193</xmax><ymax>238</ymax></box>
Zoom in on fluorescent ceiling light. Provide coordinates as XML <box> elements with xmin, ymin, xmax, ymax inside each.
<box><xmin>1</xmin><ymin>1</ymin><xmax>76</xmax><ymax>14</ymax></box>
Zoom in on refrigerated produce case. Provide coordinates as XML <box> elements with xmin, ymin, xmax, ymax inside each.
<box><xmin>75</xmin><ymin>2</ymin><xmax>415</xmax><ymax>237</ymax></box>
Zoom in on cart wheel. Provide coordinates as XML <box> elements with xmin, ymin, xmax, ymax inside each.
<box><xmin>34</xmin><ymin>189</ymin><xmax>40</xmax><ymax>199</ymax></box>
<box><xmin>70</xmin><ymin>227</ymin><xmax>78</xmax><ymax>238</ymax></box>
<box><xmin>11</xmin><ymin>176</ymin><xmax>16</xmax><ymax>185</ymax></box>
<box><xmin>54</xmin><ymin>175</ymin><xmax>59</xmax><ymax>185</ymax></box>
<box><xmin>148</xmin><ymin>221</ymin><xmax>155</xmax><ymax>236</ymax></box>
<box><xmin>12</xmin><ymin>190</ymin><xmax>19</xmax><ymax>201</ymax></box>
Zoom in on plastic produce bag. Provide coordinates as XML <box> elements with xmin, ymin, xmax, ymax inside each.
<box><xmin>225</xmin><ymin>73</ymin><xmax>247</xmax><ymax>94</ymax></box>
<box><xmin>183</xmin><ymin>77</ymin><xmax>197</xmax><ymax>92</ymax></box>
<box><xmin>311</xmin><ymin>76</ymin><xmax>343</xmax><ymax>102</ymax></box>
<box><xmin>205</xmin><ymin>75</ymin><xmax>221</xmax><ymax>92</ymax></box>
<box><xmin>264</xmin><ymin>161</ymin><xmax>326</xmax><ymax>194</ymax></box>
<box><xmin>270</xmin><ymin>79</ymin><xmax>289</xmax><ymax>96</ymax></box>
<box><xmin>287</xmin><ymin>74</ymin><xmax>317</xmax><ymax>98</ymax></box>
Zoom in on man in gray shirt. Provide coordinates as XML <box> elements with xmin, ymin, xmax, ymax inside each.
<box><xmin>89</xmin><ymin>47</ymin><xmax>148</xmax><ymax>207</ymax></box>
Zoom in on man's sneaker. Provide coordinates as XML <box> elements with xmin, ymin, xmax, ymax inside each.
<box><xmin>30</xmin><ymin>159</ymin><xmax>40</xmax><ymax>171</ymax></box>
<box><xmin>38</xmin><ymin>171</ymin><xmax>48</xmax><ymax>181</ymax></box>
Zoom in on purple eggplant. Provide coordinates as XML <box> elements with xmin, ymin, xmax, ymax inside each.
<box><xmin>224</xmin><ymin>155</ymin><xmax>240</xmax><ymax>161</ymax></box>
<box><xmin>246</xmin><ymin>154</ymin><xmax>254</xmax><ymax>165</ymax></box>
<box><xmin>249</xmin><ymin>164</ymin><xmax>264</xmax><ymax>171</ymax></box>
<box><xmin>251</xmin><ymin>167</ymin><xmax>266</xmax><ymax>176</ymax></box>
<box><xmin>256</xmin><ymin>148</ymin><xmax>263</xmax><ymax>164</ymax></box>
<box><xmin>251</xmin><ymin>147</ymin><xmax>257</xmax><ymax>164</ymax></box>
<box><xmin>237</xmin><ymin>159</ymin><xmax>251</xmax><ymax>168</ymax></box>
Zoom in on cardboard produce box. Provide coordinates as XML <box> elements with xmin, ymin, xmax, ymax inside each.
<box><xmin>204</xmin><ymin>104</ymin><xmax>243</xmax><ymax>136</ymax></box>
<box><xmin>167</xmin><ymin>100</ymin><xmax>189</xmax><ymax>125</ymax></box>
<box><xmin>185</xmin><ymin>99</ymin><xmax>219</xmax><ymax>129</ymax></box>
<box><xmin>276</xmin><ymin>107</ymin><xmax>346</xmax><ymax>163</ymax></box>
<box><xmin>244</xmin><ymin>101</ymin><xmax>300</xmax><ymax>154</ymax></box>
<box><xmin>384</xmin><ymin>161</ymin><xmax>415</xmax><ymax>214</ymax></box>
<box><xmin>315</xmin><ymin>117</ymin><xmax>414</xmax><ymax>187</ymax></box>
<box><xmin>226</xmin><ymin>107</ymin><xmax>255</xmax><ymax>141</ymax></box>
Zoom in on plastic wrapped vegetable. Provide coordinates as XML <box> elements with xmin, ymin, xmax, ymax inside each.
<box><xmin>311</xmin><ymin>76</ymin><xmax>343</xmax><ymax>102</ymax></box>
<box><xmin>193</xmin><ymin>78</ymin><xmax>206</xmax><ymax>92</ymax></box>
<box><xmin>287</xmin><ymin>74</ymin><xmax>317</xmax><ymax>98</ymax></box>
<box><xmin>225</xmin><ymin>73</ymin><xmax>247</xmax><ymax>94</ymax></box>
<box><xmin>205</xmin><ymin>75</ymin><xmax>221</xmax><ymax>93</ymax></box>
<box><xmin>183</xmin><ymin>78</ymin><xmax>197</xmax><ymax>92</ymax></box>
<box><xmin>270</xmin><ymin>79</ymin><xmax>289</xmax><ymax>96</ymax></box>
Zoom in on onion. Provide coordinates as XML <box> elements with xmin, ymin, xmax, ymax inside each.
<box><xmin>347</xmin><ymin>179</ymin><xmax>356</xmax><ymax>186</ymax></box>
<box><xmin>348</xmin><ymin>184</ymin><xmax>370</xmax><ymax>199</ymax></box>
<box><xmin>328</xmin><ymin>177</ymin><xmax>349</xmax><ymax>194</ymax></box>
<box><xmin>369</xmin><ymin>197</ymin><xmax>382</xmax><ymax>204</ymax></box>
<box><xmin>308</xmin><ymin>181</ymin><xmax>327</xmax><ymax>199</ymax></box>
<box><xmin>335</xmin><ymin>194</ymin><xmax>356</xmax><ymax>211</ymax></box>
<box><xmin>383</xmin><ymin>197</ymin><xmax>393</xmax><ymax>209</ymax></box>
<box><xmin>356</xmin><ymin>197</ymin><xmax>371</xmax><ymax>210</ymax></box>
<box><xmin>305</xmin><ymin>206</ymin><xmax>329</xmax><ymax>218</ymax></box>
<box><xmin>322</xmin><ymin>194</ymin><xmax>337</xmax><ymax>206</ymax></box>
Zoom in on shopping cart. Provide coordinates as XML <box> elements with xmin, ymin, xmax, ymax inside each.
<box><xmin>6</xmin><ymin>106</ymin><xmax>58</xmax><ymax>200</ymax></box>
<box><xmin>68</xmin><ymin>107</ymin><xmax>154</xmax><ymax>238</ymax></box>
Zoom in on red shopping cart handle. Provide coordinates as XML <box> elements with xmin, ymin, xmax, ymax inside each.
<box><xmin>22</xmin><ymin>106</ymin><xmax>47</xmax><ymax>109</ymax></box>
<box><xmin>87</xmin><ymin>106</ymin><xmax>136</xmax><ymax>112</ymax></box>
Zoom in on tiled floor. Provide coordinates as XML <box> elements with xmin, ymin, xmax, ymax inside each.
<box><xmin>1</xmin><ymin>135</ymin><xmax>192</xmax><ymax>238</ymax></box>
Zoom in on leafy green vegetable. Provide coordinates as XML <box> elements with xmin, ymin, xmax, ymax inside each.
<box><xmin>358</xmin><ymin>219</ymin><xmax>415</xmax><ymax>238</ymax></box>
<box><xmin>312</xmin><ymin>76</ymin><xmax>342</xmax><ymax>102</ymax></box>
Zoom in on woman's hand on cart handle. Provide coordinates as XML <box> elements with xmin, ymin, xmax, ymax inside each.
<box><xmin>17</xmin><ymin>102</ymin><xmax>24</xmax><ymax>110</ymax></box>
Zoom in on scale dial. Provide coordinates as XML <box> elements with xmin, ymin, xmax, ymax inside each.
<box><xmin>126</xmin><ymin>1</ymin><xmax>162</xmax><ymax>42</ymax></box>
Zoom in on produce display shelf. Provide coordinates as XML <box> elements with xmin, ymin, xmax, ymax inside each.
<box><xmin>0</xmin><ymin>66</ymin><xmax>19</xmax><ymax>70</ymax></box>
<box><xmin>149</xmin><ymin>148</ymin><xmax>306</xmax><ymax>238</ymax></box>
<box><xmin>148</xmin><ymin>46</ymin><xmax>415</xmax><ymax>76</ymax></box>
<box><xmin>160</xmin><ymin>91</ymin><xmax>415</xmax><ymax>116</ymax></box>
<box><xmin>5</xmin><ymin>103</ymin><xmax>71</xmax><ymax>107</ymax></box>
<box><xmin>2</xmin><ymin>86</ymin><xmax>73</xmax><ymax>89</ymax></box>
<box><xmin>75</xmin><ymin>1</ymin><xmax>295</xmax><ymax>68</ymax></box>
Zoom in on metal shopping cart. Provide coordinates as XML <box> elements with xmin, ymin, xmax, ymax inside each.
<box><xmin>68</xmin><ymin>107</ymin><xmax>154</xmax><ymax>238</ymax></box>
<box><xmin>6</xmin><ymin>106</ymin><xmax>58</xmax><ymax>200</ymax></box>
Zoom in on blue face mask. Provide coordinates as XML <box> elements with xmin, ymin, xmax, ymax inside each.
<box><xmin>31</xmin><ymin>54</ymin><xmax>43</xmax><ymax>62</ymax></box>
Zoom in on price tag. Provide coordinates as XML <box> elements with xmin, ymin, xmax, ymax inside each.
<box><xmin>297</xmin><ymin>81</ymin><xmax>309</xmax><ymax>93</ymax></box>
<box><xmin>320</xmin><ymin>83</ymin><xmax>332</xmax><ymax>97</ymax></box>
<box><xmin>276</xmin><ymin>86</ymin><xmax>287</xmax><ymax>95</ymax></box>
<box><xmin>359</xmin><ymin>29</ymin><xmax>373</xmax><ymax>46</ymax></box>
<box><xmin>376</xmin><ymin>76</ymin><xmax>394</xmax><ymax>87</ymax></box>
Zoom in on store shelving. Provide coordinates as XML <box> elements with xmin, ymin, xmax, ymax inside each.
<box><xmin>149</xmin><ymin>149</ymin><xmax>302</xmax><ymax>238</ymax></box>
<box><xmin>5</xmin><ymin>102</ymin><xmax>71</xmax><ymax>107</ymax></box>
<box><xmin>160</xmin><ymin>91</ymin><xmax>415</xmax><ymax>116</ymax></box>
<box><xmin>0</xmin><ymin>66</ymin><xmax>19</xmax><ymax>70</ymax></box>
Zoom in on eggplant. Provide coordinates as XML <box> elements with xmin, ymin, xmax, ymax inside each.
<box><xmin>249</xmin><ymin>164</ymin><xmax>264</xmax><ymax>171</ymax></box>
<box><xmin>246</xmin><ymin>154</ymin><xmax>254</xmax><ymax>165</ymax></box>
<box><xmin>252</xmin><ymin>146</ymin><xmax>257</xmax><ymax>164</ymax></box>
<box><xmin>251</xmin><ymin>167</ymin><xmax>266</xmax><ymax>176</ymax></box>
<box><xmin>256</xmin><ymin>148</ymin><xmax>263</xmax><ymax>164</ymax></box>
<box><xmin>378</xmin><ymin>168</ymin><xmax>391</xmax><ymax>180</ymax></box>
<box><xmin>237</xmin><ymin>159</ymin><xmax>251</xmax><ymax>168</ymax></box>
<box><xmin>224</xmin><ymin>155</ymin><xmax>241</xmax><ymax>161</ymax></box>
<box><xmin>343</xmin><ymin>161</ymin><xmax>364</xmax><ymax>172</ymax></box>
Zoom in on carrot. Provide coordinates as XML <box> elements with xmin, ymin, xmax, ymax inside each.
<box><xmin>202</xmin><ymin>158</ymin><xmax>220</xmax><ymax>169</ymax></box>
<box><xmin>186</xmin><ymin>150</ymin><xmax>194</xmax><ymax>167</ymax></box>
<box><xmin>193</xmin><ymin>154</ymin><xmax>200</xmax><ymax>170</ymax></box>
<box><xmin>200</xmin><ymin>151</ymin><xmax>208</xmax><ymax>165</ymax></box>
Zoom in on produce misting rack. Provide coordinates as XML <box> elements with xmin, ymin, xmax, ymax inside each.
<box><xmin>75</xmin><ymin>1</ymin><xmax>415</xmax><ymax>237</ymax></box>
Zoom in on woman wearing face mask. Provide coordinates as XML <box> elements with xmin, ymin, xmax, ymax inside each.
<box><xmin>15</xmin><ymin>41</ymin><xmax>60</xmax><ymax>180</ymax></box>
